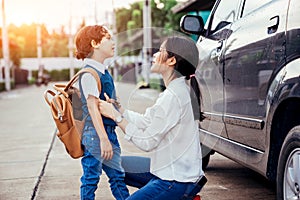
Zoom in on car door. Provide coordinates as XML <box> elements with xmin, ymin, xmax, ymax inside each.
<box><xmin>223</xmin><ymin>0</ymin><xmax>287</xmax><ymax>151</ymax></box>
<box><xmin>197</xmin><ymin>0</ymin><xmax>241</xmax><ymax>144</ymax></box>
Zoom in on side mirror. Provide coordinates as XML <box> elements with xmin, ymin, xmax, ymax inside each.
<box><xmin>180</xmin><ymin>15</ymin><xmax>205</xmax><ymax>35</ymax></box>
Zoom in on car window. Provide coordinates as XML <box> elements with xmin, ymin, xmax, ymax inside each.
<box><xmin>241</xmin><ymin>0</ymin><xmax>272</xmax><ymax>17</ymax></box>
<box><xmin>210</xmin><ymin>0</ymin><xmax>240</xmax><ymax>33</ymax></box>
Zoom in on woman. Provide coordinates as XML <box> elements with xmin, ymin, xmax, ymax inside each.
<box><xmin>74</xmin><ymin>25</ymin><xmax>129</xmax><ymax>200</ymax></box>
<box><xmin>100</xmin><ymin>36</ymin><xmax>206</xmax><ymax>200</ymax></box>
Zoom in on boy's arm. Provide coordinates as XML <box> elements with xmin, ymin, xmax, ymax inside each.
<box><xmin>87</xmin><ymin>95</ymin><xmax>113</xmax><ymax>160</ymax></box>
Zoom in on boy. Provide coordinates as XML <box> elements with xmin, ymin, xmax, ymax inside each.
<box><xmin>74</xmin><ymin>25</ymin><xmax>129</xmax><ymax>200</ymax></box>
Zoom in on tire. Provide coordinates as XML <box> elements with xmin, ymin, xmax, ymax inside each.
<box><xmin>277</xmin><ymin>125</ymin><xmax>300</xmax><ymax>200</ymax></box>
<box><xmin>201</xmin><ymin>144</ymin><xmax>213</xmax><ymax>170</ymax></box>
<box><xmin>202</xmin><ymin>153</ymin><xmax>210</xmax><ymax>171</ymax></box>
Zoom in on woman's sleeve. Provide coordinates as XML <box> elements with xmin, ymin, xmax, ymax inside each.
<box><xmin>124</xmin><ymin>95</ymin><xmax>181</xmax><ymax>152</ymax></box>
<box><xmin>123</xmin><ymin>108</ymin><xmax>152</xmax><ymax>129</ymax></box>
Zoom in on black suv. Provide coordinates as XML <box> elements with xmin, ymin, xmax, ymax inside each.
<box><xmin>180</xmin><ymin>0</ymin><xmax>300</xmax><ymax>199</ymax></box>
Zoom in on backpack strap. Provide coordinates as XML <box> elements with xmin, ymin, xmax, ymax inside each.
<box><xmin>76</xmin><ymin>67</ymin><xmax>102</xmax><ymax>93</ymax></box>
<box><xmin>44</xmin><ymin>89</ymin><xmax>56</xmax><ymax>106</ymax></box>
<box><xmin>53</xmin><ymin>68</ymin><xmax>102</xmax><ymax>97</ymax></box>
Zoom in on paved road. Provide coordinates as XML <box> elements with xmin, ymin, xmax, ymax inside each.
<box><xmin>0</xmin><ymin>83</ymin><xmax>276</xmax><ymax>199</ymax></box>
<box><xmin>0</xmin><ymin>82</ymin><xmax>154</xmax><ymax>200</ymax></box>
<box><xmin>201</xmin><ymin>153</ymin><xmax>276</xmax><ymax>200</ymax></box>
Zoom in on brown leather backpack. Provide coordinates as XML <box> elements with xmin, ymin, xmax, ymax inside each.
<box><xmin>44</xmin><ymin>68</ymin><xmax>101</xmax><ymax>159</ymax></box>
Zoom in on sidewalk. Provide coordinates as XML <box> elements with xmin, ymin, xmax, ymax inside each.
<box><xmin>0</xmin><ymin>82</ymin><xmax>159</xmax><ymax>200</ymax></box>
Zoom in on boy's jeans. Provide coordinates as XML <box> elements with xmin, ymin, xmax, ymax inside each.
<box><xmin>80</xmin><ymin>125</ymin><xmax>129</xmax><ymax>200</ymax></box>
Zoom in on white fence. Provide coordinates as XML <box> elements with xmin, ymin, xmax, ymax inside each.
<box><xmin>17</xmin><ymin>56</ymin><xmax>142</xmax><ymax>71</ymax></box>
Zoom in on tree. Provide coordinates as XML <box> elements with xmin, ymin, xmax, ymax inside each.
<box><xmin>114</xmin><ymin>0</ymin><xmax>184</xmax><ymax>56</ymax></box>
<box><xmin>115</xmin><ymin>0</ymin><xmax>184</xmax><ymax>33</ymax></box>
<box><xmin>9</xmin><ymin>40</ymin><xmax>21</xmax><ymax>67</ymax></box>
<box><xmin>116</xmin><ymin>7</ymin><xmax>135</xmax><ymax>33</ymax></box>
<box><xmin>0</xmin><ymin>26</ymin><xmax>22</xmax><ymax>68</ymax></box>
<box><xmin>151</xmin><ymin>0</ymin><xmax>184</xmax><ymax>32</ymax></box>
<box><xmin>43</xmin><ymin>26</ymin><xmax>68</xmax><ymax>57</ymax></box>
<box><xmin>1</xmin><ymin>23</ymin><xmax>70</xmax><ymax>59</ymax></box>
<box><xmin>132</xmin><ymin>9</ymin><xmax>142</xmax><ymax>28</ymax></box>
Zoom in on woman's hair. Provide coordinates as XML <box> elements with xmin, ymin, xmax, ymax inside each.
<box><xmin>164</xmin><ymin>36</ymin><xmax>205</xmax><ymax>121</ymax></box>
<box><xmin>74</xmin><ymin>25</ymin><xmax>109</xmax><ymax>60</ymax></box>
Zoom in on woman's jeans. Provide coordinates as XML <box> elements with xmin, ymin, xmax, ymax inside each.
<box><xmin>121</xmin><ymin>156</ymin><xmax>206</xmax><ymax>200</ymax></box>
<box><xmin>80</xmin><ymin>125</ymin><xmax>129</xmax><ymax>200</ymax></box>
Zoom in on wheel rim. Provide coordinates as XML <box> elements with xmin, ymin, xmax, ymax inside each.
<box><xmin>284</xmin><ymin>148</ymin><xmax>300</xmax><ymax>200</ymax></box>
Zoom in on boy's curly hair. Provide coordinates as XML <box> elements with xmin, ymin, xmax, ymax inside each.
<box><xmin>74</xmin><ymin>25</ymin><xmax>109</xmax><ymax>60</ymax></box>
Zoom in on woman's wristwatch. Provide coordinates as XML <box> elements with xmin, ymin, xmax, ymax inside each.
<box><xmin>115</xmin><ymin>115</ymin><xmax>124</xmax><ymax>123</ymax></box>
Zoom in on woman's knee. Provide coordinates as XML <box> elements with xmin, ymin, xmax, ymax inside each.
<box><xmin>121</xmin><ymin>156</ymin><xmax>150</xmax><ymax>173</ymax></box>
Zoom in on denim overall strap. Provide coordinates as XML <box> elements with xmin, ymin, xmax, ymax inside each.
<box><xmin>79</xmin><ymin>65</ymin><xmax>102</xmax><ymax>127</ymax></box>
<box><xmin>80</xmin><ymin>66</ymin><xmax>117</xmax><ymax>127</ymax></box>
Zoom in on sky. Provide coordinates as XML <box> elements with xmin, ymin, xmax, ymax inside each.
<box><xmin>2</xmin><ymin>0</ymin><xmax>138</xmax><ymax>32</ymax></box>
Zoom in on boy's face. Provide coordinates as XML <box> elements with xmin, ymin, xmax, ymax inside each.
<box><xmin>96</xmin><ymin>33</ymin><xmax>115</xmax><ymax>59</ymax></box>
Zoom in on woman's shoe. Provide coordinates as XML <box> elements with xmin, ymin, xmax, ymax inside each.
<box><xmin>193</xmin><ymin>195</ymin><xmax>201</xmax><ymax>200</ymax></box>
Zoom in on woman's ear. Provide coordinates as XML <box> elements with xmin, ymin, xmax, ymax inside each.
<box><xmin>91</xmin><ymin>40</ymin><xmax>100</xmax><ymax>48</ymax></box>
<box><xmin>167</xmin><ymin>56</ymin><xmax>177</xmax><ymax>66</ymax></box>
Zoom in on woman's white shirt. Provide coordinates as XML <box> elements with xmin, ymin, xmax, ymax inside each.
<box><xmin>124</xmin><ymin>77</ymin><xmax>204</xmax><ymax>182</ymax></box>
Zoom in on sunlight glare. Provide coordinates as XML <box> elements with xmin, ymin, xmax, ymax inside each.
<box><xmin>3</xmin><ymin>0</ymin><xmax>140</xmax><ymax>31</ymax></box>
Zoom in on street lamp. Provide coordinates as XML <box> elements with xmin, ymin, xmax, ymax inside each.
<box><xmin>142</xmin><ymin>0</ymin><xmax>151</xmax><ymax>85</ymax></box>
<box><xmin>36</xmin><ymin>24</ymin><xmax>43</xmax><ymax>79</ymax></box>
<box><xmin>68</xmin><ymin>0</ymin><xmax>74</xmax><ymax>79</ymax></box>
<box><xmin>112</xmin><ymin>0</ymin><xmax>118</xmax><ymax>80</ymax></box>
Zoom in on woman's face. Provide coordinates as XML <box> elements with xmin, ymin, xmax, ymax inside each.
<box><xmin>151</xmin><ymin>42</ymin><xmax>169</xmax><ymax>74</ymax></box>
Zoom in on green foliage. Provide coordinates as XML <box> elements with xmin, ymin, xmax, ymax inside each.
<box><xmin>10</xmin><ymin>42</ymin><xmax>22</xmax><ymax>67</ymax></box>
<box><xmin>116</xmin><ymin>8</ymin><xmax>133</xmax><ymax>33</ymax></box>
<box><xmin>28</xmin><ymin>77</ymin><xmax>36</xmax><ymax>85</ymax></box>
<box><xmin>43</xmin><ymin>29</ymin><xmax>68</xmax><ymax>57</ymax></box>
<box><xmin>151</xmin><ymin>0</ymin><xmax>185</xmax><ymax>32</ymax></box>
<box><xmin>115</xmin><ymin>0</ymin><xmax>185</xmax><ymax>56</ymax></box>
<box><xmin>0</xmin><ymin>82</ymin><xmax>4</xmax><ymax>92</ymax></box>
<box><xmin>31</xmin><ymin>70</ymin><xmax>38</xmax><ymax>79</ymax></box>
<box><xmin>44</xmin><ymin>68</ymin><xmax>81</xmax><ymax>82</ymax></box>
<box><xmin>0</xmin><ymin>23</ymin><xmax>68</xmax><ymax>62</ymax></box>
<box><xmin>127</xmin><ymin>21</ymin><xmax>136</xmax><ymax>33</ymax></box>
<box><xmin>0</xmin><ymin>81</ymin><xmax>15</xmax><ymax>92</ymax></box>
<box><xmin>49</xmin><ymin>69</ymin><xmax>69</xmax><ymax>81</ymax></box>
<box><xmin>0</xmin><ymin>31</ymin><xmax>22</xmax><ymax>67</ymax></box>
<box><xmin>8</xmin><ymin>24</ymin><xmax>50</xmax><ymax>58</ymax></box>
<box><xmin>116</xmin><ymin>0</ymin><xmax>183</xmax><ymax>33</ymax></box>
<box><xmin>132</xmin><ymin>9</ymin><xmax>142</xmax><ymax>28</ymax></box>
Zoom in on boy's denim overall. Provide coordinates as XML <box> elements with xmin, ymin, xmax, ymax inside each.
<box><xmin>79</xmin><ymin>66</ymin><xmax>129</xmax><ymax>200</ymax></box>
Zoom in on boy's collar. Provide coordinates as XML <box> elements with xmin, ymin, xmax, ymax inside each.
<box><xmin>83</xmin><ymin>58</ymin><xmax>106</xmax><ymax>74</ymax></box>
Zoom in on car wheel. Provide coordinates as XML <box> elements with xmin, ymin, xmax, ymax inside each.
<box><xmin>202</xmin><ymin>153</ymin><xmax>210</xmax><ymax>170</ymax></box>
<box><xmin>201</xmin><ymin>144</ymin><xmax>213</xmax><ymax>170</ymax></box>
<box><xmin>277</xmin><ymin>126</ymin><xmax>300</xmax><ymax>200</ymax></box>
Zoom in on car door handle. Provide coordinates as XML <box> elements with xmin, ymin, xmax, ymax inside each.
<box><xmin>211</xmin><ymin>50</ymin><xmax>221</xmax><ymax>61</ymax></box>
<box><xmin>211</xmin><ymin>40</ymin><xmax>224</xmax><ymax>64</ymax></box>
<box><xmin>268</xmin><ymin>15</ymin><xmax>279</xmax><ymax>34</ymax></box>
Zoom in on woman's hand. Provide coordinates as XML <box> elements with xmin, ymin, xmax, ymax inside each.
<box><xmin>99</xmin><ymin>93</ymin><xmax>129</xmax><ymax>134</ymax></box>
<box><xmin>99</xmin><ymin>93</ymin><xmax>118</xmax><ymax>120</ymax></box>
